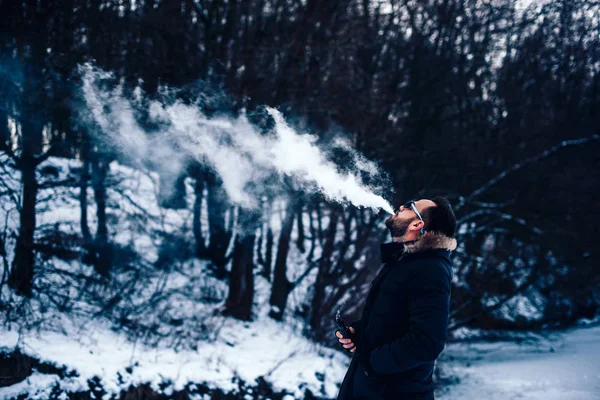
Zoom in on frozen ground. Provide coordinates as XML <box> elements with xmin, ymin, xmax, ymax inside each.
<box><xmin>437</xmin><ymin>321</ymin><xmax>600</xmax><ymax>400</ymax></box>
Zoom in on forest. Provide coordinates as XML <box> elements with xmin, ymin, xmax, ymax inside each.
<box><xmin>0</xmin><ymin>0</ymin><xmax>599</xmax><ymax>399</ymax></box>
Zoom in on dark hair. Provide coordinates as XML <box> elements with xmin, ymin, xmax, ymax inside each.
<box><xmin>421</xmin><ymin>196</ymin><xmax>457</xmax><ymax>238</ymax></box>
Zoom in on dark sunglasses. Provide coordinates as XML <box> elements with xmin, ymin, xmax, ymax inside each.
<box><xmin>397</xmin><ymin>200</ymin><xmax>425</xmax><ymax>235</ymax></box>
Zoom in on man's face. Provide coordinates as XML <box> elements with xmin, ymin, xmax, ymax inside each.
<box><xmin>385</xmin><ymin>199</ymin><xmax>436</xmax><ymax>238</ymax></box>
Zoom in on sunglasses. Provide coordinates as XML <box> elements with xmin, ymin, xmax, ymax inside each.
<box><xmin>397</xmin><ymin>200</ymin><xmax>425</xmax><ymax>235</ymax></box>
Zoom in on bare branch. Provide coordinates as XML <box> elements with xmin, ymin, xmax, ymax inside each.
<box><xmin>458</xmin><ymin>208</ymin><xmax>544</xmax><ymax>235</ymax></box>
<box><xmin>456</xmin><ymin>134</ymin><xmax>600</xmax><ymax>210</ymax></box>
<box><xmin>291</xmin><ymin>263</ymin><xmax>317</xmax><ymax>289</ymax></box>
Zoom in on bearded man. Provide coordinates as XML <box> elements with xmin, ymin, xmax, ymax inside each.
<box><xmin>335</xmin><ymin>197</ymin><xmax>457</xmax><ymax>400</ymax></box>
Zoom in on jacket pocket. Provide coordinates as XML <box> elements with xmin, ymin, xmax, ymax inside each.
<box><xmin>353</xmin><ymin>362</ymin><xmax>387</xmax><ymax>400</ymax></box>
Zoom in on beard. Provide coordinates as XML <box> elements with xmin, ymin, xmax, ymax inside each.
<box><xmin>385</xmin><ymin>216</ymin><xmax>412</xmax><ymax>238</ymax></box>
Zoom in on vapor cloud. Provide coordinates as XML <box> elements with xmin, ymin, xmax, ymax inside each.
<box><xmin>79</xmin><ymin>63</ymin><xmax>394</xmax><ymax>214</ymax></box>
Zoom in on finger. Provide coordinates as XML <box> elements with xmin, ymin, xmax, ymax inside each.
<box><xmin>350</xmin><ymin>347</ymin><xmax>356</xmax><ymax>352</ymax></box>
<box><xmin>343</xmin><ymin>342</ymin><xmax>355</xmax><ymax>349</ymax></box>
<box><xmin>335</xmin><ymin>331</ymin><xmax>341</xmax><ymax>338</ymax></box>
<box><xmin>338</xmin><ymin>338</ymin><xmax>351</xmax><ymax>344</ymax></box>
<box><xmin>349</xmin><ymin>327</ymin><xmax>355</xmax><ymax>333</ymax></box>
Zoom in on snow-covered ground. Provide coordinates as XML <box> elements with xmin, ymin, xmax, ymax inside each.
<box><xmin>437</xmin><ymin>321</ymin><xmax>600</xmax><ymax>400</ymax></box>
<box><xmin>0</xmin><ymin>311</ymin><xmax>349</xmax><ymax>399</ymax></box>
<box><xmin>2</xmin><ymin>320</ymin><xmax>599</xmax><ymax>399</ymax></box>
<box><xmin>0</xmin><ymin>243</ymin><xmax>345</xmax><ymax>399</ymax></box>
<box><xmin>0</xmin><ymin>153</ymin><xmax>347</xmax><ymax>399</ymax></box>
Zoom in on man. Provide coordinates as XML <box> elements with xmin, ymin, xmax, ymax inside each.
<box><xmin>335</xmin><ymin>197</ymin><xmax>457</xmax><ymax>400</ymax></box>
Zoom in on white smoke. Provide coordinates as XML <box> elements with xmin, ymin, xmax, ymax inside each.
<box><xmin>79</xmin><ymin>63</ymin><xmax>394</xmax><ymax>214</ymax></box>
<box><xmin>267</xmin><ymin>110</ymin><xmax>393</xmax><ymax>213</ymax></box>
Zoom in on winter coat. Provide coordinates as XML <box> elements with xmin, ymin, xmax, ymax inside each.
<box><xmin>336</xmin><ymin>231</ymin><xmax>457</xmax><ymax>400</ymax></box>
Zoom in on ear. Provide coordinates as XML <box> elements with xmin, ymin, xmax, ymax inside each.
<box><xmin>411</xmin><ymin>219</ymin><xmax>425</xmax><ymax>231</ymax></box>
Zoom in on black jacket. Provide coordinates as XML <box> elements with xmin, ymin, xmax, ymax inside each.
<box><xmin>336</xmin><ymin>231</ymin><xmax>457</xmax><ymax>400</ymax></box>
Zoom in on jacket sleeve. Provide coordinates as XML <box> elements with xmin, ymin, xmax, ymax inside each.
<box><xmin>367</xmin><ymin>262</ymin><xmax>451</xmax><ymax>375</ymax></box>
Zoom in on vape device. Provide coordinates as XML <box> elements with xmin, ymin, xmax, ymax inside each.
<box><xmin>335</xmin><ymin>309</ymin><xmax>351</xmax><ymax>339</ymax></box>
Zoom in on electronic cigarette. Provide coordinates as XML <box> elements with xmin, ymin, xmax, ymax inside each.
<box><xmin>335</xmin><ymin>309</ymin><xmax>351</xmax><ymax>339</ymax></box>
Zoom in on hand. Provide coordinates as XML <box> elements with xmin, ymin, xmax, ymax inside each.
<box><xmin>335</xmin><ymin>327</ymin><xmax>356</xmax><ymax>352</ymax></box>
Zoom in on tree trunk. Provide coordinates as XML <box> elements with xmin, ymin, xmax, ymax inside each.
<box><xmin>0</xmin><ymin>110</ymin><xmax>9</xmax><ymax>150</ymax></box>
<box><xmin>263</xmin><ymin>225</ymin><xmax>274</xmax><ymax>280</ymax></box>
<box><xmin>309</xmin><ymin>204</ymin><xmax>340</xmax><ymax>339</ymax></box>
<box><xmin>296</xmin><ymin>199</ymin><xmax>306</xmax><ymax>252</ymax></box>
<box><xmin>192</xmin><ymin>173</ymin><xmax>208</xmax><ymax>258</ymax></box>
<box><xmin>8</xmin><ymin>117</ymin><xmax>42</xmax><ymax>297</ymax></box>
<box><xmin>80</xmin><ymin>151</ymin><xmax>91</xmax><ymax>244</ymax></box>
<box><xmin>158</xmin><ymin>171</ymin><xmax>187</xmax><ymax>209</ymax></box>
<box><xmin>91</xmin><ymin>154</ymin><xmax>112</xmax><ymax>276</ymax></box>
<box><xmin>79</xmin><ymin>139</ymin><xmax>95</xmax><ymax>266</ymax></box>
<box><xmin>206</xmin><ymin>174</ymin><xmax>230</xmax><ymax>279</ymax></box>
<box><xmin>268</xmin><ymin>198</ymin><xmax>297</xmax><ymax>320</ymax></box>
<box><xmin>223</xmin><ymin>208</ymin><xmax>258</xmax><ymax>321</ymax></box>
<box><xmin>307</xmin><ymin>202</ymin><xmax>317</xmax><ymax>261</ymax></box>
<box><xmin>9</xmin><ymin>163</ymin><xmax>37</xmax><ymax>296</ymax></box>
<box><xmin>259</xmin><ymin>199</ymin><xmax>274</xmax><ymax>281</ymax></box>
<box><xmin>8</xmin><ymin>29</ymin><xmax>47</xmax><ymax>297</ymax></box>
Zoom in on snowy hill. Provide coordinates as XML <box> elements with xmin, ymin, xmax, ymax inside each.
<box><xmin>0</xmin><ymin>153</ymin><xmax>350</xmax><ymax>399</ymax></box>
<box><xmin>0</xmin><ymin>311</ymin><xmax>350</xmax><ymax>399</ymax></box>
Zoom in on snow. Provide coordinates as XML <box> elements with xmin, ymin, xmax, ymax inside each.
<box><xmin>437</xmin><ymin>323</ymin><xmax>600</xmax><ymax>400</ymax></box>
<box><xmin>0</xmin><ymin>311</ymin><xmax>349</xmax><ymax>399</ymax></box>
<box><xmin>3</xmin><ymin>320</ymin><xmax>600</xmax><ymax>399</ymax></box>
<box><xmin>0</xmin><ymin>372</ymin><xmax>60</xmax><ymax>400</ymax></box>
<box><xmin>494</xmin><ymin>288</ymin><xmax>546</xmax><ymax>322</ymax></box>
<box><xmin>0</xmin><ymin>152</ymin><xmax>351</xmax><ymax>398</ymax></box>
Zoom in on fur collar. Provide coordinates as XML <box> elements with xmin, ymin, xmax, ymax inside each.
<box><xmin>403</xmin><ymin>231</ymin><xmax>458</xmax><ymax>254</ymax></box>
